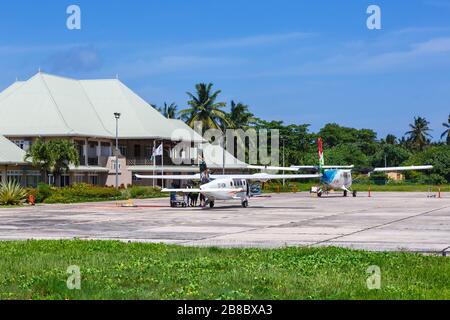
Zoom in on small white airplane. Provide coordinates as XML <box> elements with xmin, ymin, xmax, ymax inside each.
<box><xmin>135</xmin><ymin>169</ymin><xmax>320</xmax><ymax>208</ymax></box>
<box><xmin>292</xmin><ymin>138</ymin><xmax>434</xmax><ymax>197</ymax></box>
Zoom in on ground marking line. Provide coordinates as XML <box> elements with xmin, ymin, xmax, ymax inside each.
<box><xmin>312</xmin><ymin>205</ymin><xmax>450</xmax><ymax>247</ymax></box>
<box><xmin>181</xmin><ymin>206</ymin><xmax>379</xmax><ymax>245</ymax></box>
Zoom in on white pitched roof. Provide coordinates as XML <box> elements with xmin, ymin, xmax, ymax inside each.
<box><xmin>0</xmin><ymin>73</ymin><xmax>202</xmax><ymax>141</ymax></box>
<box><xmin>0</xmin><ymin>81</ymin><xmax>25</xmax><ymax>101</ymax></box>
<box><xmin>203</xmin><ymin>143</ymin><xmax>248</xmax><ymax>169</ymax></box>
<box><xmin>0</xmin><ymin>136</ymin><xmax>27</xmax><ymax>165</ymax></box>
<box><xmin>166</xmin><ymin>119</ymin><xmax>205</xmax><ymax>142</ymax></box>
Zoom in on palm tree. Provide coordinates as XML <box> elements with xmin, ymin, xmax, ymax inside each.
<box><xmin>405</xmin><ymin>116</ymin><xmax>433</xmax><ymax>151</ymax></box>
<box><xmin>441</xmin><ymin>114</ymin><xmax>450</xmax><ymax>145</ymax></box>
<box><xmin>158</xmin><ymin>102</ymin><xmax>178</xmax><ymax>119</ymax></box>
<box><xmin>384</xmin><ymin>134</ymin><xmax>397</xmax><ymax>145</ymax></box>
<box><xmin>25</xmin><ymin>139</ymin><xmax>80</xmax><ymax>185</ymax></box>
<box><xmin>179</xmin><ymin>83</ymin><xmax>230</xmax><ymax>130</ymax></box>
<box><xmin>227</xmin><ymin>101</ymin><xmax>255</xmax><ymax>130</ymax></box>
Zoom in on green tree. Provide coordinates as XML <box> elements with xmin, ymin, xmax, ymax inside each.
<box><xmin>319</xmin><ymin>124</ymin><xmax>376</xmax><ymax>147</ymax></box>
<box><xmin>405</xmin><ymin>116</ymin><xmax>432</xmax><ymax>151</ymax></box>
<box><xmin>253</xmin><ymin>119</ymin><xmax>315</xmax><ymax>166</ymax></box>
<box><xmin>404</xmin><ymin>145</ymin><xmax>450</xmax><ymax>184</ymax></box>
<box><xmin>372</xmin><ymin>144</ymin><xmax>411</xmax><ymax>168</ymax></box>
<box><xmin>180</xmin><ymin>83</ymin><xmax>229</xmax><ymax>130</ymax></box>
<box><xmin>384</xmin><ymin>134</ymin><xmax>397</xmax><ymax>145</ymax></box>
<box><xmin>441</xmin><ymin>114</ymin><xmax>450</xmax><ymax>145</ymax></box>
<box><xmin>158</xmin><ymin>102</ymin><xmax>178</xmax><ymax>119</ymax></box>
<box><xmin>25</xmin><ymin>139</ymin><xmax>80</xmax><ymax>186</ymax></box>
<box><xmin>326</xmin><ymin>144</ymin><xmax>370</xmax><ymax>168</ymax></box>
<box><xmin>24</xmin><ymin>139</ymin><xmax>53</xmax><ymax>182</ymax></box>
<box><xmin>227</xmin><ymin>101</ymin><xmax>255</xmax><ymax>129</ymax></box>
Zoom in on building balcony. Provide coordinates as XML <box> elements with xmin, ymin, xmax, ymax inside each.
<box><xmin>79</xmin><ymin>156</ymin><xmax>109</xmax><ymax>167</ymax></box>
<box><xmin>126</xmin><ymin>157</ymin><xmax>191</xmax><ymax>167</ymax></box>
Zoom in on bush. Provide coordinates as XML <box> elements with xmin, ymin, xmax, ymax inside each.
<box><xmin>10</xmin><ymin>183</ymin><xmax>165</xmax><ymax>205</ymax></box>
<box><xmin>128</xmin><ymin>186</ymin><xmax>161</xmax><ymax>199</ymax></box>
<box><xmin>0</xmin><ymin>180</ymin><xmax>27</xmax><ymax>205</ymax></box>
<box><xmin>59</xmin><ymin>184</ymin><xmax>122</xmax><ymax>199</ymax></box>
<box><xmin>36</xmin><ymin>183</ymin><xmax>54</xmax><ymax>203</ymax></box>
<box><xmin>44</xmin><ymin>194</ymin><xmax>69</xmax><ymax>204</ymax></box>
<box><xmin>43</xmin><ymin>184</ymin><xmax>122</xmax><ymax>203</ymax></box>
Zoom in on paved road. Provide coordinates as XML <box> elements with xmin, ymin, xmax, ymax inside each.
<box><xmin>0</xmin><ymin>192</ymin><xmax>449</xmax><ymax>254</ymax></box>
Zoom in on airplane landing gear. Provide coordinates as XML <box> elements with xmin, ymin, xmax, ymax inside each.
<box><xmin>353</xmin><ymin>190</ymin><xmax>357</xmax><ymax>197</ymax></box>
<box><xmin>317</xmin><ymin>188</ymin><xmax>323</xmax><ymax>197</ymax></box>
<box><xmin>241</xmin><ymin>199</ymin><xmax>249</xmax><ymax>208</ymax></box>
<box><xmin>209</xmin><ymin>201</ymin><xmax>215</xmax><ymax>208</ymax></box>
<box><xmin>343</xmin><ymin>190</ymin><xmax>348</xmax><ymax>197</ymax></box>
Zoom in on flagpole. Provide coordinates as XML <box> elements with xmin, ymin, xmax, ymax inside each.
<box><xmin>161</xmin><ymin>141</ymin><xmax>164</xmax><ymax>189</ymax></box>
<box><xmin>153</xmin><ymin>140</ymin><xmax>156</xmax><ymax>188</ymax></box>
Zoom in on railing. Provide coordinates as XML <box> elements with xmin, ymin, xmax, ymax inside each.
<box><xmin>126</xmin><ymin>158</ymin><xmax>155</xmax><ymax>166</ymax></box>
<box><xmin>126</xmin><ymin>157</ymin><xmax>191</xmax><ymax>166</ymax></box>
<box><xmin>79</xmin><ymin>156</ymin><xmax>109</xmax><ymax>167</ymax></box>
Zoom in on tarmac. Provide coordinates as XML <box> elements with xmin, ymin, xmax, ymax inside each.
<box><xmin>0</xmin><ymin>192</ymin><xmax>449</xmax><ymax>255</ymax></box>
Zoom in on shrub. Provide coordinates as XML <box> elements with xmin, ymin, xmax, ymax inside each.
<box><xmin>42</xmin><ymin>184</ymin><xmax>122</xmax><ymax>203</ymax></box>
<box><xmin>44</xmin><ymin>194</ymin><xmax>69</xmax><ymax>204</ymax></box>
<box><xmin>0</xmin><ymin>180</ymin><xmax>27</xmax><ymax>205</ymax></box>
<box><xmin>128</xmin><ymin>186</ymin><xmax>161</xmax><ymax>199</ymax></box>
<box><xmin>36</xmin><ymin>183</ymin><xmax>54</xmax><ymax>203</ymax></box>
<box><xmin>61</xmin><ymin>184</ymin><xmax>121</xmax><ymax>198</ymax></box>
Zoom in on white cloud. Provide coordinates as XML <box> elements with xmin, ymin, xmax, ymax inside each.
<box><xmin>251</xmin><ymin>35</ymin><xmax>450</xmax><ymax>78</ymax></box>
<box><xmin>111</xmin><ymin>55</ymin><xmax>244</xmax><ymax>79</ymax></box>
<box><xmin>45</xmin><ymin>45</ymin><xmax>102</xmax><ymax>73</ymax></box>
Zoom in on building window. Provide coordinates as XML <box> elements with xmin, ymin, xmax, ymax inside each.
<box><xmin>89</xmin><ymin>175</ymin><xmax>98</xmax><ymax>185</ymax></box>
<box><xmin>134</xmin><ymin>145</ymin><xmax>141</xmax><ymax>158</ymax></box>
<box><xmin>144</xmin><ymin>145</ymin><xmax>153</xmax><ymax>158</ymax></box>
<box><xmin>111</xmin><ymin>160</ymin><xmax>121</xmax><ymax>170</ymax></box>
<box><xmin>119</xmin><ymin>146</ymin><xmax>127</xmax><ymax>157</ymax></box>
<box><xmin>74</xmin><ymin>175</ymin><xmax>85</xmax><ymax>184</ymax></box>
<box><xmin>26</xmin><ymin>171</ymin><xmax>41</xmax><ymax>188</ymax></box>
<box><xmin>60</xmin><ymin>175</ymin><xmax>70</xmax><ymax>187</ymax></box>
<box><xmin>101</xmin><ymin>142</ymin><xmax>112</xmax><ymax>157</ymax></box>
<box><xmin>7</xmin><ymin>170</ymin><xmax>23</xmax><ymax>185</ymax></box>
<box><xmin>12</xmin><ymin>140</ymin><xmax>30</xmax><ymax>151</ymax></box>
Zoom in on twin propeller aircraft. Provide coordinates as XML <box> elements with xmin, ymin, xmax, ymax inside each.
<box><xmin>135</xmin><ymin>138</ymin><xmax>433</xmax><ymax>208</ymax></box>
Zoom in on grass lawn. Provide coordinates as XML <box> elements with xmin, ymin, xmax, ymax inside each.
<box><xmin>0</xmin><ymin>241</ymin><xmax>449</xmax><ymax>300</ymax></box>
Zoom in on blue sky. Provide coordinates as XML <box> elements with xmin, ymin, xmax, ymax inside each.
<box><xmin>0</xmin><ymin>0</ymin><xmax>449</xmax><ymax>140</ymax></box>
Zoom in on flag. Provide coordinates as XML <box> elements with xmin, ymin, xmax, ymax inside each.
<box><xmin>153</xmin><ymin>143</ymin><xmax>163</xmax><ymax>157</ymax></box>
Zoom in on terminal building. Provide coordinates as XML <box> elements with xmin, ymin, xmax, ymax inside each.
<box><xmin>0</xmin><ymin>72</ymin><xmax>248</xmax><ymax>187</ymax></box>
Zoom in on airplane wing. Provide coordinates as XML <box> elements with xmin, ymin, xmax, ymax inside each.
<box><xmin>247</xmin><ymin>165</ymin><xmax>300</xmax><ymax>172</ymax></box>
<box><xmin>291</xmin><ymin>165</ymin><xmax>354</xmax><ymax>170</ymax></box>
<box><xmin>210</xmin><ymin>173</ymin><xmax>321</xmax><ymax>181</ymax></box>
<box><xmin>162</xmin><ymin>188</ymin><xmax>245</xmax><ymax>193</ymax></box>
<box><xmin>372</xmin><ymin>165</ymin><xmax>433</xmax><ymax>172</ymax></box>
<box><xmin>135</xmin><ymin>174</ymin><xmax>201</xmax><ymax>180</ymax></box>
<box><xmin>136</xmin><ymin>173</ymin><xmax>321</xmax><ymax>182</ymax></box>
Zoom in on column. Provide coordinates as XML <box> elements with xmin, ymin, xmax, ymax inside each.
<box><xmin>84</xmin><ymin>138</ymin><xmax>88</xmax><ymax>166</ymax></box>
<box><xmin>97</xmin><ymin>141</ymin><xmax>101</xmax><ymax>166</ymax></box>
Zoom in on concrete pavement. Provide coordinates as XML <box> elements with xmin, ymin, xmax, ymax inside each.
<box><xmin>0</xmin><ymin>192</ymin><xmax>449</xmax><ymax>254</ymax></box>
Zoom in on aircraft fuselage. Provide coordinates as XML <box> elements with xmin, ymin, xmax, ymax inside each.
<box><xmin>201</xmin><ymin>178</ymin><xmax>249</xmax><ymax>201</ymax></box>
<box><xmin>321</xmin><ymin>169</ymin><xmax>353</xmax><ymax>191</ymax></box>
